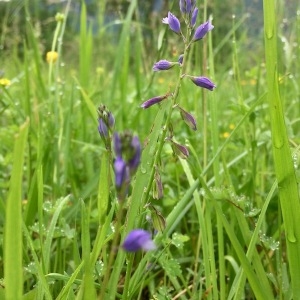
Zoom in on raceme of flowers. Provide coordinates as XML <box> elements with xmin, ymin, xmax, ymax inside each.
<box><xmin>140</xmin><ymin>0</ymin><xmax>216</xmax><ymax>198</ymax></box>
<box><xmin>141</xmin><ymin>0</ymin><xmax>216</xmax><ymax>156</ymax></box>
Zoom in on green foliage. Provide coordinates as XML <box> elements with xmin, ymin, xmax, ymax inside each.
<box><xmin>1</xmin><ymin>0</ymin><xmax>300</xmax><ymax>299</ymax></box>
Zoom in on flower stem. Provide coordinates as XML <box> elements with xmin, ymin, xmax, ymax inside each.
<box><xmin>139</xmin><ymin>42</ymin><xmax>191</xmax><ymax>213</ymax></box>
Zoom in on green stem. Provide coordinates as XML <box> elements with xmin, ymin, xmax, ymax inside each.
<box><xmin>139</xmin><ymin>42</ymin><xmax>191</xmax><ymax>215</ymax></box>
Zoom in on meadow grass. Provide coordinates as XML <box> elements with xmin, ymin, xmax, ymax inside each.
<box><xmin>1</xmin><ymin>0</ymin><xmax>300</xmax><ymax>299</ymax></box>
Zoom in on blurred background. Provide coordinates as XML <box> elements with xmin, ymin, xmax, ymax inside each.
<box><xmin>0</xmin><ymin>0</ymin><xmax>297</xmax><ymax>70</ymax></box>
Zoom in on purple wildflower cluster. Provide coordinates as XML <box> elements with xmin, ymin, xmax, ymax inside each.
<box><xmin>140</xmin><ymin>0</ymin><xmax>216</xmax><ymax>196</ymax></box>
<box><xmin>97</xmin><ymin>105</ymin><xmax>141</xmax><ymax>201</ymax></box>
<box><xmin>97</xmin><ymin>107</ymin><xmax>155</xmax><ymax>252</ymax></box>
<box><xmin>97</xmin><ymin>1</ymin><xmax>218</xmax><ymax>254</ymax></box>
<box><xmin>141</xmin><ymin>1</ymin><xmax>216</xmax><ymax>109</ymax></box>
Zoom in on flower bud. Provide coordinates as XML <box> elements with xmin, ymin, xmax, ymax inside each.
<box><xmin>153</xmin><ymin>60</ymin><xmax>178</xmax><ymax>71</ymax></box>
<box><xmin>191</xmin><ymin>7</ymin><xmax>198</xmax><ymax>27</ymax></box>
<box><xmin>166</xmin><ymin>138</ymin><xmax>189</xmax><ymax>159</ymax></box>
<box><xmin>141</xmin><ymin>93</ymin><xmax>171</xmax><ymax>109</ymax></box>
<box><xmin>192</xmin><ymin>21</ymin><xmax>214</xmax><ymax>41</ymax></box>
<box><xmin>184</xmin><ymin>75</ymin><xmax>216</xmax><ymax>91</ymax></box>
<box><xmin>162</xmin><ymin>12</ymin><xmax>181</xmax><ymax>34</ymax></box>
<box><xmin>177</xmin><ymin>106</ymin><xmax>197</xmax><ymax>130</ymax></box>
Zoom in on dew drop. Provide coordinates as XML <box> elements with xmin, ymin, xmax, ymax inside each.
<box><xmin>140</xmin><ymin>166</ymin><xmax>147</xmax><ymax>174</ymax></box>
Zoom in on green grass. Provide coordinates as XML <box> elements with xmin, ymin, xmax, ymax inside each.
<box><xmin>1</xmin><ymin>0</ymin><xmax>300</xmax><ymax>299</ymax></box>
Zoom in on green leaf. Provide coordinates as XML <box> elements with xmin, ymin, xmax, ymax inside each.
<box><xmin>160</xmin><ymin>255</ymin><xmax>182</xmax><ymax>277</ymax></box>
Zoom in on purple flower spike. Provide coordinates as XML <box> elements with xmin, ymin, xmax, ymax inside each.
<box><xmin>177</xmin><ymin>106</ymin><xmax>197</xmax><ymax>130</ymax></box>
<box><xmin>153</xmin><ymin>60</ymin><xmax>177</xmax><ymax>71</ymax></box>
<box><xmin>191</xmin><ymin>7</ymin><xmax>198</xmax><ymax>27</ymax></box>
<box><xmin>188</xmin><ymin>76</ymin><xmax>216</xmax><ymax>91</ymax></box>
<box><xmin>122</xmin><ymin>229</ymin><xmax>156</xmax><ymax>252</ymax></box>
<box><xmin>193</xmin><ymin>21</ymin><xmax>214</xmax><ymax>41</ymax></box>
<box><xmin>162</xmin><ymin>12</ymin><xmax>181</xmax><ymax>34</ymax></box>
<box><xmin>141</xmin><ymin>93</ymin><xmax>171</xmax><ymax>109</ymax></box>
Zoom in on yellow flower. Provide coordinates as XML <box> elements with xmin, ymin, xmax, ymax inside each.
<box><xmin>46</xmin><ymin>51</ymin><xmax>58</xmax><ymax>63</ymax></box>
<box><xmin>222</xmin><ymin>132</ymin><xmax>230</xmax><ymax>138</ymax></box>
<box><xmin>0</xmin><ymin>78</ymin><xmax>11</xmax><ymax>87</ymax></box>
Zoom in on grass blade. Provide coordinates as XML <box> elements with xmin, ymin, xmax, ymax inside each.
<box><xmin>4</xmin><ymin>119</ymin><xmax>29</xmax><ymax>299</ymax></box>
<box><xmin>263</xmin><ymin>0</ymin><xmax>300</xmax><ymax>297</ymax></box>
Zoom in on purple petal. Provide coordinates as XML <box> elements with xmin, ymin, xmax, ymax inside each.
<box><xmin>179</xmin><ymin>0</ymin><xmax>186</xmax><ymax>13</ymax></box>
<box><xmin>178</xmin><ymin>106</ymin><xmax>197</xmax><ymax>130</ymax></box>
<box><xmin>153</xmin><ymin>60</ymin><xmax>176</xmax><ymax>71</ymax></box>
<box><xmin>114</xmin><ymin>157</ymin><xmax>128</xmax><ymax>188</ymax></box>
<box><xmin>163</xmin><ymin>12</ymin><xmax>181</xmax><ymax>34</ymax></box>
<box><xmin>186</xmin><ymin>0</ymin><xmax>192</xmax><ymax>13</ymax></box>
<box><xmin>166</xmin><ymin>138</ymin><xmax>189</xmax><ymax>159</ymax></box>
<box><xmin>107</xmin><ymin>112</ymin><xmax>115</xmax><ymax>130</ymax></box>
<box><xmin>122</xmin><ymin>229</ymin><xmax>156</xmax><ymax>252</ymax></box>
<box><xmin>98</xmin><ymin>118</ymin><xmax>108</xmax><ymax>137</ymax></box>
<box><xmin>193</xmin><ymin>21</ymin><xmax>214</xmax><ymax>41</ymax></box>
<box><xmin>141</xmin><ymin>93</ymin><xmax>170</xmax><ymax>109</ymax></box>
<box><xmin>191</xmin><ymin>7</ymin><xmax>198</xmax><ymax>27</ymax></box>
<box><xmin>189</xmin><ymin>76</ymin><xmax>216</xmax><ymax>91</ymax></box>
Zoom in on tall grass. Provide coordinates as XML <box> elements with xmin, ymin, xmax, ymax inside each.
<box><xmin>1</xmin><ymin>0</ymin><xmax>300</xmax><ymax>299</ymax></box>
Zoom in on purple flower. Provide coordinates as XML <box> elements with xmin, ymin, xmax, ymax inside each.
<box><xmin>114</xmin><ymin>157</ymin><xmax>128</xmax><ymax>188</ymax></box>
<box><xmin>186</xmin><ymin>75</ymin><xmax>216</xmax><ymax>91</ymax></box>
<box><xmin>177</xmin><ymin>106</ymin><xmax>197</xmax><ymax>130</ymax></box>
<box><xmin>122</xmin><ymin>229</ymin><xmax>156</xmax><ymax>252</ymax></box>
<box><xmin>141</xmin><ymin>93</ymin><xmax>171</xmax><ymax>109</ymax></box>
<box><xmin>162</xmin><ymin>12</ymin><xmax>181</xmax><ymax>34</ymax></box>
<box><xmin>191</xmin><ymin>7</ymin><xmax>198</xmax><ymax>27</ymax></box>
<box><xmin>153</xmin><ymin>60</ymin><xmax>177</xmax><ymax>71</ymax></box>
<box><xmin>193</xmin><ymin>21</ymin><xmax>214</xmax><ymax>41</ymax></box>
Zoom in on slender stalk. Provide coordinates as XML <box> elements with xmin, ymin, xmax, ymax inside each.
<box><xmin>263</xmin><ymin>0</ymin><xmax>300</xmax><ymax>297</ymax></box>
<box><xmin>139</xmin><ymin>37</ymin><xmax>192</xmax><ymax>216</ymax></box>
